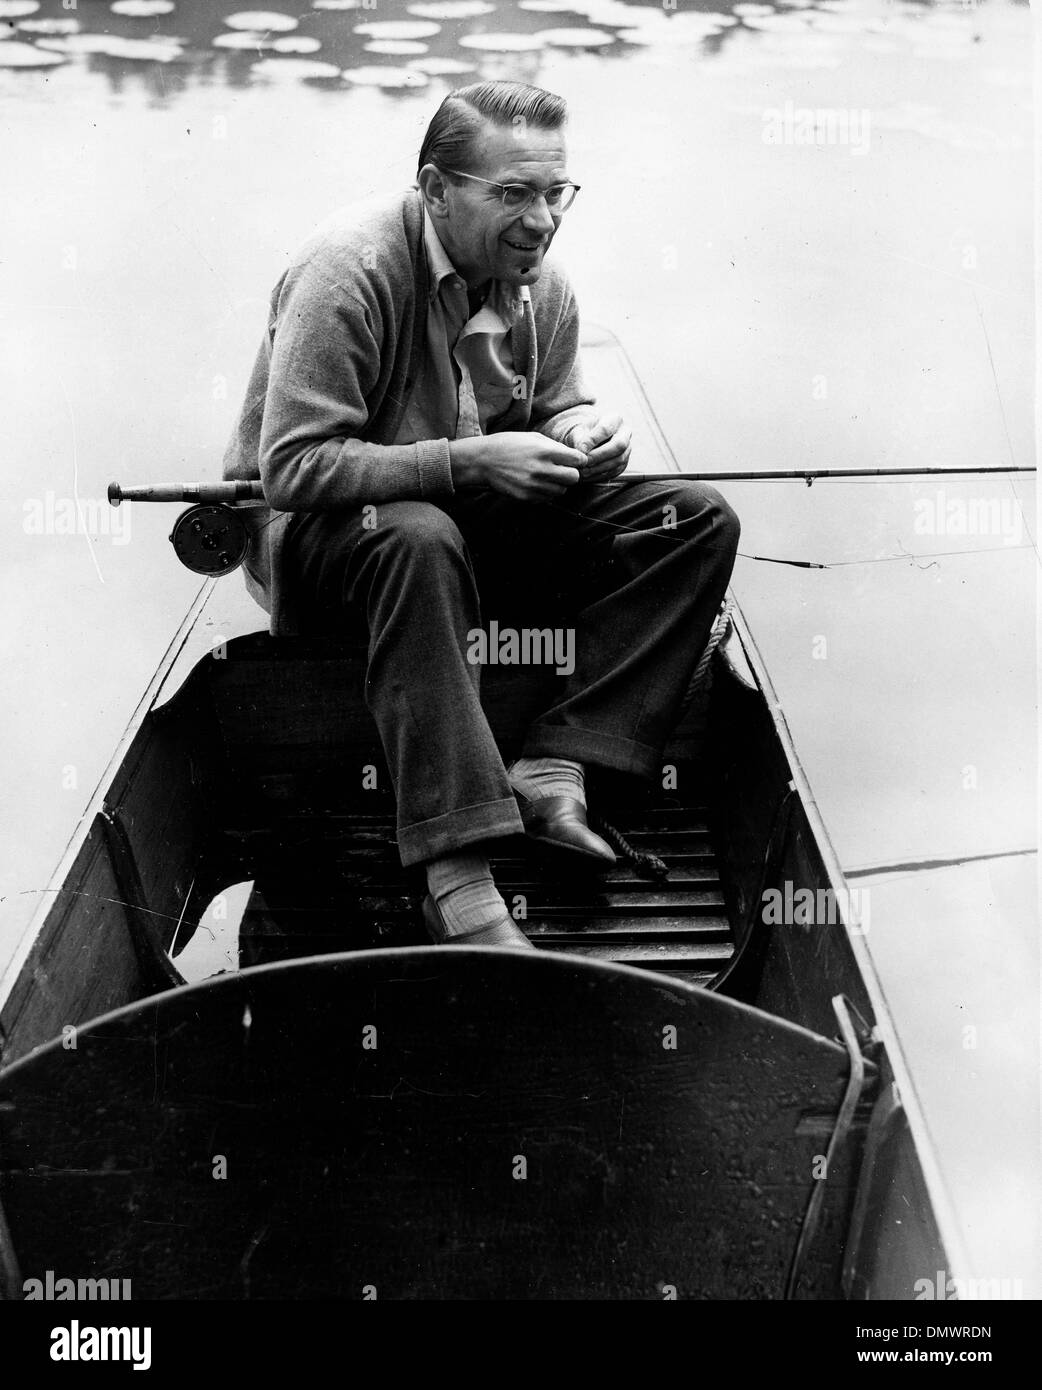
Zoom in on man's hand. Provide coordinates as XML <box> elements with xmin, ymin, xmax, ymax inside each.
<box><xmin>449</xmin><ymin>433</ymin><xmax>584</xmax><ymax>501</ymax></box>
<box><xmin>569</xmin><ymin>414</ymin><xmax>632</xmax><ymax>481</ymax></box>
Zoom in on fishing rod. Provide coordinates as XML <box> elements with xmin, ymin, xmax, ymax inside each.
<box><xmin>107</xmin><ymin>463</ymin><xmax>1035</xmax><ymax>508</ymax></box>
<box><xmin>107</xmin><ymin>465</ymin><xmax>1036</xmax><ymax>575</ymax></box>
<box><xmin>621</xmin><ymin>466</ymin><xmax>1035</xmax><ymax>484</ymax></box>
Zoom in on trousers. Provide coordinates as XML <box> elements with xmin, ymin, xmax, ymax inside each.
<box><xmin>282</xmin><ymin>479</ymin><xmax>740</xmax><ymax>866</ymax></box>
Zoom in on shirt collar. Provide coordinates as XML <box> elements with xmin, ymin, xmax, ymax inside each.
<box><xmin>422</xmin><ymin>206</ymin><xmax>459</xmax><ymax>301</ymax></box>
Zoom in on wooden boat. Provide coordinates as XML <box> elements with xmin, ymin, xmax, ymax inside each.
<box><xmin>0</xmin><ymin>330</ymin><xmax>967</xmax><ymax>1302</ymax></box>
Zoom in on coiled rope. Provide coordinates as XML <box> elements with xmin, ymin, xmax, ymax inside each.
<box><xmin>678</xmin><ymin>598</ymin><xmax>734</xmax><ymax>719</ymax></box>
<box><xmin>589</xmin><ymin>812</ymin><xmax>670</xmax><ymax>881</ymax></box>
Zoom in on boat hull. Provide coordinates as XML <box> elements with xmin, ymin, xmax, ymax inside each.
<box><xmin>0</xmin><ymin>591</ymin><xmax>954</xmax><ymax>1300</ymax></box>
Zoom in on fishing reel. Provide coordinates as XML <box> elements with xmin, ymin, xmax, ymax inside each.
<box><xmin>169</xmin><ymin>504</ymin><xmax>251</xmax><ymax>575</ymax></box>
<box><xmin>108</xmin><ymin>480</ymin><xmax>264</xmax><ymax>576</ymax></box>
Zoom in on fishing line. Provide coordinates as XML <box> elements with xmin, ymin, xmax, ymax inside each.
<box><xmin>973</xmin><ymin>287</ymin><xmax>1020</xmax><ymax>476</ymax></box>
<box><xmin>965</xmin><ymin>289</ymin><xmax>1041</xmax><ymax>562</ymax></box>
<box><xmin>167</xmin><ymin>873</ymin><xmax>198</xmax><ymax>959</ymax></box>
<box><xmin>822</xmin><ymin>542</ymin><xmax>1037</xmax><ymax>568</ymax></box>
<box><xmin>512</xmin><ymin>491</ymin><xmax>1035</xmax><ymax>570</ymax></box>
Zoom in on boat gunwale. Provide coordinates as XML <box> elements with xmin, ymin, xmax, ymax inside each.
<box><xmin>724</xmin><ymin>597</ymin><xmax>974</xmax><ymax>1289</ymax></box>
<box><xmin>0</xmin><ymin>578</ymin><xmax>216</xmax><ymax>1031</ymax></box>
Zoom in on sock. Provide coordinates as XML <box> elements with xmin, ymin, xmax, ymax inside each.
<box><xmin>426</xmin><ymin>851</ymin><xmax>508</xmax><ymax>938</ymax></box>
<box><xmin>507</xmin><ymin>756</ymin><xmax>586</xmax><ymax>807</ymax></box>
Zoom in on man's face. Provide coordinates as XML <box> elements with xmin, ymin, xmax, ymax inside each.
<box><xmin>432</xmin><ymin>120</ymin><xmax>569</xmax><ymax>289</ymax></box>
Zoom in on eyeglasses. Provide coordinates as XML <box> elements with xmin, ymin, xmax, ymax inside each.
<box><xmin>439</xmin><ymin>168</ymin><xmax>581</xmax><ymax>215</ymax></box>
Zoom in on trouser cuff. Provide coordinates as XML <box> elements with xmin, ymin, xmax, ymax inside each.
<box><xmin>398</xmin><ymin>797</ymin><xmax>524</xmax><ymax>868</ymax></box>
<box><xmin>521</xmin><ymin>724</ymin><xmax>661</xmax><ymax>780</ymax></box>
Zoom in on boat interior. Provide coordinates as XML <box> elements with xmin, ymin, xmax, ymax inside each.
<box><xmin>0</xmin><ymin>328</ymin><xmax>953</xmax><ymax>1301</ymax></box>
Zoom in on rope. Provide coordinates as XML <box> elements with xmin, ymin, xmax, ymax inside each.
<box><xmin>678</xmin><ymin>598</ymin><xmax>734</xmax><ymax>718</ymax></box>
<box><xmin>589</xmin><ymin>813</ymin><xmax>670</xmax><ymax>881</ymax></box>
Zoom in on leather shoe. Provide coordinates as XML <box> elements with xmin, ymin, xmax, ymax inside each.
<box><xmin>422</xmin><ymin>895</ymin><xmax>536</xmax><ymax>950</ymax></box>
<box><xmin>513</xmin><ymin>793</ymin><xmax>616</xmax><ymax>866</ymax></box>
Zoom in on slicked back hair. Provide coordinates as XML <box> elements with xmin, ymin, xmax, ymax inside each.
<box><xmin>416</xmin><ymin>81</ymin><xmax>567</xmax><ymax>180</ymax></box>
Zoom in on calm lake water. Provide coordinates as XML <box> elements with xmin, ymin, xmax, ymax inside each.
<box><xmin>1</xmin><ymin>0</ymin><xmax>1036</xmax><ymax>1294</ymax></box>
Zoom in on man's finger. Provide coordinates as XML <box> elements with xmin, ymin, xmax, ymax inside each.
<box><xmin>584</xmin><ymin>434</ymin><xmax>630</xmax><ymax>466</ymax></box>
<box><xmin>544</xmin><ymin>442</ymin><xmax>587</xmax><ymax>467</ymax></box>
<box><xmin>536</xmin><ymin>464</ymin><xmax>581</xmax><ymax>489</ymax></box>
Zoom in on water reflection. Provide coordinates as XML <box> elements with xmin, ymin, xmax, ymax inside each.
<box><xmin>0</xmin><ymin>0</ymin><xmax>1026</xmax><ymax>103</ymax></box>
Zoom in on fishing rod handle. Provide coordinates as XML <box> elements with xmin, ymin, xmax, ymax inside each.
<box><xmin>107</xmin><ymin>481</ymin><xmax>266</xmax><ymax>507</ymax></box>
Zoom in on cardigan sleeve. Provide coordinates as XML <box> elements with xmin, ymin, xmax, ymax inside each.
<box><xmin>526</xmin><ymin>268</ymin><xmax>598</xmax><ymax>446</ymax></box>
<box><xmin>256</xmin><ymin>252</ymin><xmax>454</xmax><ymax>512</ymax></box>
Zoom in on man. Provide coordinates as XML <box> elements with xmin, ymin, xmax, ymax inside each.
<box><xmin>223</xmin><ymin>80</ymin><xmax>739</xmax><ymax>951</ymax></box>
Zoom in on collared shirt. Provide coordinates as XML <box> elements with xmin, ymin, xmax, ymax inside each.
<box><xmin>394</xmin><ymin>208</ymin><xmax>526</xmax><ymax>445</ymax></box>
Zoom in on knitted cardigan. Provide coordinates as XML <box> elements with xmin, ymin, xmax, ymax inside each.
<box><xmin>222</xmin><ymin>186</ymin><xmax>597</xmax><ymax>635</ymax></box>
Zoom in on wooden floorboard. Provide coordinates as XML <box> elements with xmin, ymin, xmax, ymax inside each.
<box><xmin>225</xmin><ymin>798</ymin><xmax>735</xmax><ymax>989</ymax></box>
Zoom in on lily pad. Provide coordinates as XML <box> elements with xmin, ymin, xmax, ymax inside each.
<box><xmin>407</xmin><ymin>54</ymin><xmax>475</xmax><ymax>73</ymax></box>
<box><xmin>341</xmin><ymin>63</ymin><xmax>430</xmax><ymax>86</ymax></box>
<box><xmin>617</xmin><ymin>12</ymin><xmax>730</xmax><ymax>43</ymax></box>
<box><xmin>224</xmin><ymin>11</ymin><xmax>298</xmax><ymax>31</ymax></box>
<box><xmin>100</xmin><ymin>36</ymin><xmax>184</xmax><ymax>60</ymax></box>
<box><xmin>579</xmin><ymin>1</ymin><xmax>662</xmax><ymax>22</ymax></box>
<box><xmin>0</xmin><ymin>39</ymin><xmax>64</xmax><ymax>65</ymax></box>
<box><xmin>36</xmin><ymin>32</ymin><xmax>182</xmax><ymax>58</ymax></box>
<box><xmin>0</xmin><ymin>2</ymin><xmax>39</xmax><ymax>17</ymax></box>
<box><xmin>312</xmin><ymin>1</ymin><xmax>361</xmax><ymax>8</ymax></box>
<box><xmin>534</xmin><ymin>27</ymin><xmax>614</xmax><ymax>46</ymax></box>
<box><xmin>270</xmin><ymin>35</ymin><xmax>322</xmax><ymax>52</ymax></box>
<box><xmin>212</xmin><ymin>31</ymin><xmax>273</xmax><ymax>48</ymax></box>
<box><xmin>740</xmin><ymin>13</ymin><xmax>813</xmax><ymax>30</ymax></box>
<box><xmin>407</xmin><ymin>1</ymin><xmax>495</xmax><ymax>16</ymax></box>
<box><xmin>457</xmin><ymin>31</ymin><xmax>545</xmax><ymax>50</ymax></box>
<box><xmin>36</xmin><ymin>33</ymin><xmax>120</xmax><ymax>53</ymax></box>
<box><xmin>365</xmin><ymin>39</ymin><xmax>429</xmax><ymax>53</ymax></box>
<box><xmin>251</xmin><ymin>56</ymin><xmax>340</xmax><ymax>77</ymax></box>
<box><xmin>111</xmin><ymin>1</ymin><xmax>175</xmax><ymax>16</ymax></box>
<box><xmin>16</xmin><ymin>16</ymin><xmax>79</xmax><ymax>32</ymax></box>
<box><xmin>353</xmin><ymin>20</ymin><xmax>440</xmax><ymax>38</ymax></box>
